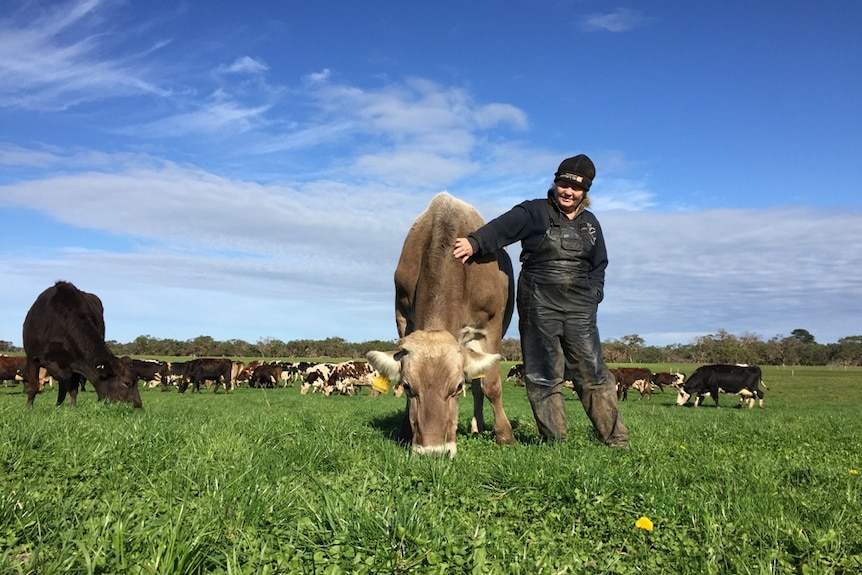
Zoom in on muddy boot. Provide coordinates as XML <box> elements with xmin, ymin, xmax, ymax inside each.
<box><xmin>526</xmin><ymin>382</ymin><xmax>568</xmax><ymax>442</ymax></box>
<box><xmin>574</xmin><ymin>383</ymin><xmax>629</xmax><ymax>448</ymax></box>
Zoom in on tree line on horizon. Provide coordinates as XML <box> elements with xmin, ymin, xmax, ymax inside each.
<box><xmin>3</xmin><ymin>328</ymin><xmax>861</xmax><ymax>366</ymax></box>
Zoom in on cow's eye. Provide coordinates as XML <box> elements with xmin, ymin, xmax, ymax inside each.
<box><xmin>453</xmin><ymin>382</ymin><xmax>464</xmax><ymax>396</ymax></box>
<box><xmin>401</xmin><ymin>381</ymin><xmax>414</xmax><ymax>396</ymax></box>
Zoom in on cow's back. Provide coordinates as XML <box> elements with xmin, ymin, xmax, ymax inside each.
<box><xmin>395</xmin><ymin>192</ymin><xmax>511</xmax><ymax>348</ymax></box>
<box><xmin>23</xmin><ymin>282</ymin><xmax>110</xmax><ymax>371</ymax></box>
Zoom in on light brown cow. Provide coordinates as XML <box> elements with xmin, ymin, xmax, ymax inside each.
<box><xmin>366</xmin><ymin>192</ymin><xmax>515</xmax><ymax>458</ymax></box>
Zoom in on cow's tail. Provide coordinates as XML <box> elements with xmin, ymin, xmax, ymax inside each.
<box><xmin>760</xmin><ymin>378</ymin><xmax>770</xmax><ymax>391</ymax></box>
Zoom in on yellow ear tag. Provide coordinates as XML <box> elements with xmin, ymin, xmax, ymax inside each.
<box><xmin>473</xmin><ymin>373</ymin><xmax>485</xmax><ymax>380</ymax></box>
<box><xmin>372</xmin><ymin>375</ymin><xmax>390</xmax><ymax>393</ymax></box>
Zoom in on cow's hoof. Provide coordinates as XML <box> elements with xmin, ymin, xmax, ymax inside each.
<box><xmin>495</xmin><ymin>432</ymin><xmax>517</xmax><ymax>445</ymax></box>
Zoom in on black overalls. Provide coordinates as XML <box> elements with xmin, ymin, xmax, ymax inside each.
<box><xmin>517</xmin><ymin>203</ymin><xmax>629</xmax><ymax>446</ymax></box>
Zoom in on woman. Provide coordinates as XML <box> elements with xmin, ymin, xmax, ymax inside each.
<box><xmin>453</xmin><ymin>154</ymin><xmax>629</xmax><ymax>448</ymax></box>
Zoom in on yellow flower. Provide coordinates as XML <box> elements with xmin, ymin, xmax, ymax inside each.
<box><xmin>635</xmin><ymin>516</ymin><xmax>654</xmax><ymax>532</ymax></box>
<box><xmin>678</xmin><ymin>444</ymin><xmax>686</xmax><ymax>450</ymax></box>
<box><xmin>851</xmin><ymin>469</ymin><xmax>859</xmax><ymax>475</ymax></box>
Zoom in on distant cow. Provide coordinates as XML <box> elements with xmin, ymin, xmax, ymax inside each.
<box><xmin>22</xmin><ymin>281</ymin><xmax>142</xmax><ymax>408</ymax></box>
<box><xmin>611</xmin><ymin>367</ymin><xmax>653</xmax><ymax>400</ymax></box>
<box><xmin>651</xmin><ymin>371</ymin><xmax>684</xmax><ymax>390</ymax></box>
<box><xmin>130</xmin><ymin>359</ymin><xmax>168</xmax><ymax>388</ymax></box>
<box><xmin>326</xmin><ymin>360</ymin><xmax>377</xmax><ymax>395</ymax></box>
<box><xmin>366</xmin><ymin>192</ymin><xmax>515</xmax><ymax>458</ymax></box>
<box><xmin>676</xmin><ymin>364</ymin><xmax>764</xmax><ymax>408</ymax></box>
<box><xmin>179</xmin><ymin>358</ymin><xmax>234</xmax><ymax>393</ymax></box>
<box><xmin>505</xmin><ymin>363</ymin><xmax>525</xmax><ymax>386</ymax></box>
<box><xmin>299</xmin><ymin>363</ymin><xmax>335</xmax><ymax>395</ymax></box>
<box><xmin>165</xmin><ymin>361</ymin><xmax>188</xmax><ymax>389</ymax></box>
<box><xmin>248</xmin><ymin>363</ymin><xmax>282</xmax><ymax>388</ymax></box>
<box><xmin>0</xmin><ymin>356</ymin><xmax>27</xmax><ymax>386</ymax></box>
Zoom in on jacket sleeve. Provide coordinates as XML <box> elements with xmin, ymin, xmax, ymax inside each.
<box><xmin>467</xmin><ymin>202</ymin><xmax>535</xmax><ymax>256</ymax></box>
<box><xmin>589</xmin><ymin>218</ymin><xmax>608</xmax><ymax>301</ymax></box>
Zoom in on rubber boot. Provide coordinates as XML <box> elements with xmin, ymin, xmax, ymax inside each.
<box><xmin>574</xmin><ymin>383</ymin><xmax>629</xmax><ymax>448</ymax></box>
<box><xmin>526</xmin><ymin>381</ymin><xmax>568</xmax><ymax>441</ymax></box>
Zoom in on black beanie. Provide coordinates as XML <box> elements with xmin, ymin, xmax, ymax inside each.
<box><xmin>554</xmin><ymin>154</ymin><xmax>595</xmax><ymax>191</ymax></box>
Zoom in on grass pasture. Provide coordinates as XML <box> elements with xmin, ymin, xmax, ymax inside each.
<box><xmin>1</xmin><ymin>364</ymin><xmax>861</xmax><ymax>574</ymax></box>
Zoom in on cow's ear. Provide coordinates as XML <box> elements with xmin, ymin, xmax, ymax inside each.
<box><xmin>462</xmin><ymin>350</ymin><xmax>501</xmax><ymax>380</ymax></box>
<box><xmin>365</xmin><ymin>350</ymin><xmax>403</xmax><ymax>381</ymax></box>
<box><xmin>95</xmin><ymin>363</ymin><xmax>114</xmax><ymax>380</ymax></box>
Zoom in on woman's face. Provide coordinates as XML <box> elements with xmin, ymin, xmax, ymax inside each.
<box><xmin>555</xmin><ymin>183</ymin><xmax>586</xmax><ymax>213</ymax></box>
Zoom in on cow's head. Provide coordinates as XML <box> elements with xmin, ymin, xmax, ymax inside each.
<box><xmin>675</xmin><ymin>370</ymin><xmax>703</xmax><ymax>406</ymax></box>
<box><xmin>675</xmin><ymin>388</ymin><xmax>691</xmax><ymax>406</ymax></box>
<box><xmin>366</xmin><ymin>330</ymin><xmax>500</xmax><ymax>459</ymax></box>
<box><xmin>96</xmin><ymin>356</ymin><xmax>143</xmax><ymax>408</ymax></box>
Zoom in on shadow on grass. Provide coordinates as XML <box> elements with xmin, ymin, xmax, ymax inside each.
<box><xmin>368</xmin><ymin>410</ymin><xmax>408</xmax><ymax>447</ymax></box>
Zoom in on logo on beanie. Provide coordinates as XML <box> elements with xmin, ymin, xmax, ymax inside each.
<box><xmin>557</xmin><ymin>173</ymin><xmax>585</xmax><ymax>185</ymax></box>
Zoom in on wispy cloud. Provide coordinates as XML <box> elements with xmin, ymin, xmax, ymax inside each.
<box><xmin>582</xmin><ymin>8</ymin><xmax>651</xmax><ymax>33</ymax></box>
<box><xmin>0</xmin><ymin>0</ymin><xmax>169</xmax><ymax>110</ymax></box>
<box><xmin>125</xmin><ymin>95</ymin><xmax>271</xmax><ymax>137</ymax></box>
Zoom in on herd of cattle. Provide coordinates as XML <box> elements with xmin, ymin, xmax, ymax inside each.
<box><xmin>505</xmin><ymin>362</ymin><xmax>766</xmax><ymax>408</ymax></box>
<box><xmin>0</xmin><ymin>354</ymin><xmax>387</xmax><ymax>399</ymax></box>
<box><xmin>3</xmin><ymin>353</ymin><xmax>769</xmax><ymax>418</ymax></box>
<box><xmin>2</xmin><ymin>353</ymin><xmax>767</xmax><ymax>410</ymax></box>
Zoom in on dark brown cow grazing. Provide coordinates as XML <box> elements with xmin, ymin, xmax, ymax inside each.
<box><xmin>248</xmin><ymin>363</ymin><xmax>282</xmax><ymax>388</ymax></box>
<box><xmin>178</xmin><ymin>358</ymin><xmax>234</xmax><ymax>393</ymax></box>
<box><xmin>22</xmin><ymin>281</ymin><xmax>142</xmax><ymax>408</ymax></box>
<box><xmin>366</xmin><ymin>192</ymin><xmax>515</xmax><ymax>458</ymax></box>
<box><xmin>0</xmin><ymin>356</ymin><xmax>27</xmax><ymax>385</ymax></box>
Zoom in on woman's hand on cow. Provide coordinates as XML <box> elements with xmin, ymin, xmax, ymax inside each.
<box><xmin>453</xmin><ymin>238</ymin><xmax>474</xmax><ymax>264</ymax></box>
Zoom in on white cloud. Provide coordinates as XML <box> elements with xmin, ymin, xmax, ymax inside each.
<box><xmin>3</xmin><ymin>158</ymin><xmax>862</xmax><ymax>348</ymax></box>
<box><xmin>219</xmin><ymin>56</ymin><xmax>268</xmax><ymax>75</ymax></box>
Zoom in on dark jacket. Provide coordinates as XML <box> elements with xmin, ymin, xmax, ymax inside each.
<box><xmin>467</xmin><ymin>190</ymin><xmax>608</xmax><ymax>297</ymax></box>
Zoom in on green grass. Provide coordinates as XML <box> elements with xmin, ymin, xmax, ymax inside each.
<box><xmin>1</xmin><ymin>365</ymin><xmax>861</xmax><ymax>574</ymax></box>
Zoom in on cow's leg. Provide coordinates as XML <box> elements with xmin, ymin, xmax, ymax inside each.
<box><xmin>396</xmin><ymin>400</ymin><xmax>413</xmax><ymax>445</ymax></box>
<box><xmin>470</xmin><ymin>378</ymin><xmax>484</xmax><ymax>434</ymax></box>
<box><xmin>67</xmin><ymin>374</ymin><xmax>82</xmax><ymax>407</ymax></box>
<box><xmin>55</xmin><ymin>382</ymin><xmax>66</xmax><ymax>405</ymax></box>
<box><xmin>476</xmin><ymin>375</ymin><xmax>515</xmax><ymax>444</ymax></box>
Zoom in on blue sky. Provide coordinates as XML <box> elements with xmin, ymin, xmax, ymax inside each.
<box><xmin>2</xmin><ymin>0</ymin><xmax>861</xmax><ymax>349</ymax></box>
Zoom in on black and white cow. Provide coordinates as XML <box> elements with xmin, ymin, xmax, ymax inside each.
<box><xmin>505</xmin><ymin>363</ymin><xmax>525</xmax><ymax>386</ymax></box>
<box><xmin>676</xmin><ymin>364</ymin><xmax>764</xmax><ymax>408</ymax></box>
